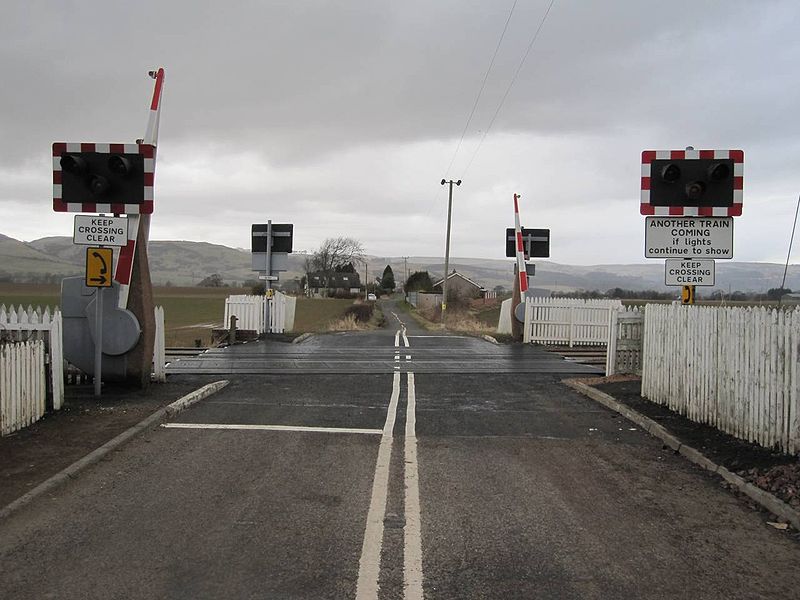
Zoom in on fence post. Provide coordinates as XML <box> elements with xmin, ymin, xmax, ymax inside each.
<box><xmin>152</xmin><ymin>306</ymin><xmax>166</xmax><ymax>383</ymax></box>
<box><xmin>606</xmin><ymin>307</ymin><xmax>618</xmax><ymax>376</ymax></box>
<box><xmin>568</xmin><ymin>306</ymin><xmax>575</xmax><ymax>348</ymax></box>
<box><xmin>523</xmin><ymin>297</ymin><xmax>532</xmax><ymax>344</ymax></box>
<box><xmin>50</xmin><ymin>310</ymin><xmax>64</xmax><ymax>409</ymax></box>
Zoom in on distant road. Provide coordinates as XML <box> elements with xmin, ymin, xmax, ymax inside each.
<box><xmin>1</xmin><ymin>300</ymin><xmax>798</xmax><ymax>599</ymax></box>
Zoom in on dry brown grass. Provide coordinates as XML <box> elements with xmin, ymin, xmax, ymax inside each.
<box><xmin>413</xmin><ymin>306</ymin><xmax>498</xmax><ymax>335</ymax></box>
<box><xmin>444</xmin><ymin>313</ymin><xmax>494</xmax><ymax>333</ymax></box>
<box><xmin>327</xmin><ymin>314</ymin><xmax>363</xmax><ymax>331</ymax></box>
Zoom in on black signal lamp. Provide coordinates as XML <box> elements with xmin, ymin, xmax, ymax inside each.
<box><xmin>685</xmin><ymin>181</ymin><xmax>706</xmax><ymax>201</ymax></box>
<box><xmin>108</xmin><ymin>155</ymin><xmax>133</xmax><ymax>176</ymax></box>
<box><xmin>60</xmin><ymin>154</ymin><xmax>87</xmax><ymax>175</ymax></box>
<box><xmin>661</xmin><ymin>163</ymin><xmax>681</xmax><ymax>183</ymax></box>
<box><xmin>708</xmin><ymin>162</ymin><xmax>730</xmax><ymax>182</ymax></box>
<box><xmin>89</xmin><ymin>175</ymin><xmax>111</xmax><ymax>196</ymax></box>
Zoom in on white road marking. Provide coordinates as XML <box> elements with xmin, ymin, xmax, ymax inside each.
<box><xmin>406</xmin><ymin>355</ymin><xmax>412</xmax><ymax>360</ymax></box>
<box><xmin>161</xmin><ymin>423</ymin><xmax>382</xmax><ymax>434</ymax></box>
<box><xmin>356</xmin><ymin>371</ymin><xmax>401</xmax><ymax>600</ymax></box>
<box><xmin>395</xmin><ymin>330</ymin><xmax>400</xmax><ymax>347</ymax></box>
<box><xmin>408</xmin><ymin>335</ymin><xmax>470</xmax><ymax>339</ymax></box>
<box><xmin>404</xmin><ymin>372</ymin><xmax>424</xmax><ymax>598</ymax></box>
<box><xmin>402</xmin><ymin>329</ymin><xmax>410</xmax><ymax>347</ymax></box>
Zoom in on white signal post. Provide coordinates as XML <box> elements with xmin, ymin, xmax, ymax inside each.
<box><xmin>265</xmin><ymin>220</ymin><xmax>273</xmax><ymax>333</ymax></box>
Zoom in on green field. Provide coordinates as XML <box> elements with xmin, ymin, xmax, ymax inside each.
<box><xmin>293</xmin><ymin>298</ymin><xmax>358</xmax><ymax>332</ymax></box>
<box><xmin>0</xmin><ymin>283</ymin><xmax>60</xmax><ymax>311</ymax></box>
<box><xmin>0</xmin><ymin>284</ymin><xmax>355</xmax><ymax>347</ymax></box>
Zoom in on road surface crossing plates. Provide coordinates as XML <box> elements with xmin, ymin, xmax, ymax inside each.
<box><xmin>165</xmin><ymin>332</ymin><xmax>602</xmax><ymax>375</ymax></box>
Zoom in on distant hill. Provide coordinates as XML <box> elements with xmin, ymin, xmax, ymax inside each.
<box><xmin>0</xmin><ymin>234</ymin><xmax>81</xmax><ymax>281</ymax></box>
<box><xmin>1</xmin><ymin>233</ymin><xmax>799</xmax><ymax>293</ymax></box>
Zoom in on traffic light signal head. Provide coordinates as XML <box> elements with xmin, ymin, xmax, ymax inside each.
<box><xmin>641</xmin><ymin>149</ymin><xmax>743</xmax><ymax>217</ymax></box>
<box><xmin>53</xmin><ymin>143</ymin><xmax>155</xmax><ymax>214</ymax></box>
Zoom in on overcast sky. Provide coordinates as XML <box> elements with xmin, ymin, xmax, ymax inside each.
<box><xmin>2</xmin><ymin>0</ymin><xmax>799</xmax><ymax>265</ymax></box>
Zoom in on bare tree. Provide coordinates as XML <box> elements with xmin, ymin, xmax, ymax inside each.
<box><xmin>311</xmin><ymin>237</ymin><xmax>364</xmax><ymax>274</ymax></box>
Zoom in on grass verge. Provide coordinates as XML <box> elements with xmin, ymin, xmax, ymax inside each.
<box><xmin>294</xmin><ymin>298</ymin><xmax>356</xmax><ymax>332</ymax></box>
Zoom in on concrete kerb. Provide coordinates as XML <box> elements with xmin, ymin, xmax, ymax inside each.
<box><xmin>292</xmin><ymin>332</ymin><xmax>314</xmax><ymax>344</ymax></box>
<box><xmin>0</xmin><ymin>380</ymin><xmax>229</xmax><ymax>521</ymax></box>
<box><xmin>562</xmin><ymin>378</ymin><xmax>800</xmax><ymax>531</ymax></box>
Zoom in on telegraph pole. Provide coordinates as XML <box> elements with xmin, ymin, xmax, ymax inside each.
<box><xmin>440</xmin><ymin>179</ymin><xmax>461</xmax><ymax>324</ymax></box>
<box><xmin>402</xmin><ymin>256</ymin><xmax>408</xmax><ymax>297</ymax></box>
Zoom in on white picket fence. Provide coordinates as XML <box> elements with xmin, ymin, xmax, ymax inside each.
<box><xmin>0</xmin><ymin>304</ymin><xmax>64</xmax><ymax>410</ymax></box>
<box><xmin>223</xmin><ymin>292</ymin><xmax>296</xmax><ymax>334</ymax></box>
<box><xmin>642</xmin><ymin>304</ymin><xmax>800</xmax><ymax>454</ymax></box>
<box><xmin>523</xmin><ymin>297</ymin><xmax>623</xmax><ymax>346</ymax></box>
<box><xmin>0</xmin><ymin>340</ymin><xmax>47</xmax><ymax>436</ymax></box>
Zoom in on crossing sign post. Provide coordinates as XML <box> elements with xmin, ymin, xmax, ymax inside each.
<box><xmin>251</xmin><ymin>222</ymin><xmax>294</xmax><ymax>334</ymax></box>
<box><xmin>85</xmin><ymin>246</ymin><xmax>113</xmax><ymax>397</ymax></box>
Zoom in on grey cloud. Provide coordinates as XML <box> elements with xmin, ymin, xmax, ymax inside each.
<box><xmin>2</xmin><ymin>0</ymin><xmax>800</xmax><ymax>265</ymax></box>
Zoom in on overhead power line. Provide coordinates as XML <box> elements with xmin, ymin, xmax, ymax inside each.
<box><xmin>444</xmin><ymin>0</ymin><xmax>519</xmax><ymax>178</ymax></box>
<box><xmin>779</xmin><ymin>193</ymin><xmax>800</xmax><ymax>302</ymax></box>
<box><xmin>461</xmin><ymin>0</ymin><xmax>557</xmax><ymax>179</ymax></box>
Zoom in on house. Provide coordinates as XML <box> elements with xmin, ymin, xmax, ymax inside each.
<box><xmin>432</xmin><ymin>270</ymin><xmax>485</xmax><ymax>300</ymax></box>
<box><xmin>307</xmin><ymin>271</ymin><xmax>362</xmax><ymax>297</ymax></box>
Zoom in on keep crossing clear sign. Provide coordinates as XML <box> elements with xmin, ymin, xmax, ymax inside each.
<box><xmin>665</xmin><ymin>258</ymin><xmax>715</xmax><ymax>286</ymax></box>
<box><xmin>73</xmin><ymin>215</ymin><xmax>129</xmax><ymax>247</ymax></box>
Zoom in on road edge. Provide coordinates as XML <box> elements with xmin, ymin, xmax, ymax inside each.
<box><xmin>0</xmin><ymin>380</ymin><xmax>229</xmax><ymax>521</ymax></box>
<box><xmin>562</xmin><ymin>378</ymin><xmax>800</xmax><ymax>530</ymax></box>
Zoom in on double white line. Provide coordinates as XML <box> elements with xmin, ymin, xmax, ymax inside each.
<box><xmin>356</xmin><ymin>327</ymin><xmax>423</xmax><ymax>599</ymax></box>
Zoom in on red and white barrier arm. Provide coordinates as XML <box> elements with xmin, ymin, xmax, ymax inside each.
<box><xmin>115</xmin><ymin>67</ymin><xmax>164</xmax><ymax>309</ymax></box>
<box><xmin>513</xmin><ymin>193</ymin><xmax>528</xmax><ymax>294</ymax></box>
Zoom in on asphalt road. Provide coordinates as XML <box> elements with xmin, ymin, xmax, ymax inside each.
<box><xmin>1</xmin><ymin>300</ymin><xmax>798</xmax><ymax>599</ymax></box>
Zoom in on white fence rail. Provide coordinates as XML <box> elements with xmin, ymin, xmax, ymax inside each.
<box><xmin>642</xmin><ymin>304</ymin><xmax>800</xmax><ymax>454</ymax></box>
<box><xmin>224</xmin><ymin>293</ymin><xmax>296</xmax><ymax>334</ymax></box>
<box><xmin>0</xmin><ymin>304</ymin><xmax>64</xmax><ymax>410</ymax></box>
<box><xmin>523</xmin><ymin>298</ymin><xmax>623</xmax><ymax>346</ymax></box>
<box><xmin>1</xmin><ymin>340</ymin><xmax>47</xmax><ymax>436</ymax></box>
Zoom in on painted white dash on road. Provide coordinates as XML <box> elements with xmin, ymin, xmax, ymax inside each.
<box><xmin>404</xmin><ymin>372</ymin><xmax>424</xmax><ymax>599</ymax></box>
<box><xmin>356</xmin><ymin>371</ymin><xmax>401</xmax><ymax>600</ymax></box>
<box><xmin>161</xmin><ymin>423</ymin><xmax>382</xmax><ymax>435</ymax></box>
<box><xmin>402</xmin><ymin>329</ymin><xmax>409</xmax><ymax>347</ymax></box>
<box><xmin>394</xmin><ymin>329</ymin><xmax>400</xmax><ymax>347</ymax></box>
